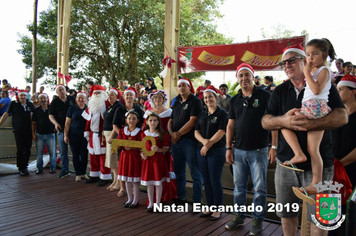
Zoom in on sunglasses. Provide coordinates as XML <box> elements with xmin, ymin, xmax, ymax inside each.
<box><xmin>279</xmin><ymin>56</ymin><xmax>303</xmax><ymax>68</ymax></box>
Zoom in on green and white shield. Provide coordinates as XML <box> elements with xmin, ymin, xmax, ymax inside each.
<box><xmin>316</xmin><ymin>193</ymin><xmax>342</xmax><ymax>225</ymax></box>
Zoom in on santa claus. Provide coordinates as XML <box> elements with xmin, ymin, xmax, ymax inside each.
<box><xmin>82</xmin><ymin>85</ymin><xmax>111</xmax><ymax>186</ymax></box>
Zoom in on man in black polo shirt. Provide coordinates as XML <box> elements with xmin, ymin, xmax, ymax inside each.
<box><xmin>32</xmin><ymin>93</ymin><xmax>56</xmax><ymax>174</ymax></box>
<box><xmin>0</xmin><ymin>90</ymin><xmax>35</xmax><ymax>176</ymax></box>
<box><xmin>49</xmin><ymin>84</ymin><xmax>75</xmax><ymax>178</ymax></box>
<box><xmin>262</xmin><ymin>44</ymin><xmax>348</xmax><ymax>236</ymax></box>
<box><xmin>168</xmin><ymin>77</ymin><xmax>203</xmax><ymax>205</ymax></box>
<box><xmin>225</xmin><ymin>63</ymin><xmax>274</xmax><ymax>235</ymax></box>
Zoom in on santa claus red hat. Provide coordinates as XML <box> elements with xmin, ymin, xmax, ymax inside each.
<box><xmin>89</xmin><ymin>85</ymin><xmax>106</xmax><ymax>97</ymax></box>
<box><xmin>148</xmin><ymin>90</ymin><xmax>169</xmax><ymax>107</ymax></box>
<box><xmin>236</xmin><ymin>63</ymin><xmax>254</xmax><ymax>78</ymax></box>
<box><xmin>204</xmin><ymin>85</ymin><xmax>226</xmax><ymax>98</ymax></box>
<box><xmin>17</xmin><ymin>89</ymin><xmax>28</xmax><ymax>96</ymax></box>
<box><xmin>110</xmin><ymin>87</ymin><xmax>122</xmax><ymax>98</ymax></box>
<box><xmin>282</xmin><ymin>44</ymin><xmax>306</xmax><ymax>58</ymax></box>
<box><xmin>338</xmin><ymin>74</ymin><xmax>356</xmax><ymax>88</ymax></box>
<box><xmin>177</xmin><ymin>77</ymin><xmax>195</xmax><ymax>94</ymax></box>
<box><xmin>76</xmin><ymin>91</ymin><xmax>87</xmax><ymax>97</ymax></box>
<box><xmin>38</xmin><ymin>93</ymin><xmax>50</xmax><ymax>104</ymax></box>
<box><xmin>55</xmin><ymin>84</ymin><xmax>66</xmax><ymax>92</ymax></box>
<box><xmin>124</xmin><ymin>86</ymin><xmax>137</xmax><ymax>97</ymax></box>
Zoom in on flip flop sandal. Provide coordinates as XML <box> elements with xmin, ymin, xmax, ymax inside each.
<box><xmin>279</xmin><ymin>161</ymin><xmax>304</xmax><ymax>172</ymax></box>
<box><xmin>117</xmin><ymin>189</ymin><xmax>126</xmax><ymax>198</ymax></box>
<box><xmin>292</xmin><ymin>186</ymin><xmax>315</xmax><ymax>205</ymax></box>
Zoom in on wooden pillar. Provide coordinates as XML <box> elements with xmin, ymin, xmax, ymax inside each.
<box><xmin>32</xmin><ymin>0</ymin><xmax>38</xmax><ymax>94</ymax></box>
<box><xmin>57</xmin><ymin>0</ymin><xmax>72</xmax><ymax>85</ymax></box>
<box><xmin>163</xmin><ymin>0</ymin><xmax>180</xmax><ymax>104</ymax></box>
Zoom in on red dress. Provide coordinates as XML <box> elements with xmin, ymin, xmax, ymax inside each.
<box><xmin>140</xmin><ymin>130</ymin><xmax>170</xmax><ymax>186</ymax></box>
<box><xmin>117</xmin><ymin>127</ymin><xmax>142</xmax><ymax>182</ymax></box>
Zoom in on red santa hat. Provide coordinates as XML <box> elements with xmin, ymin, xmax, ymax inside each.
<box><xmin>124</xmin><ymin>86</ymin><xmax>137</xmax><ymax>97</ymax></box>
<box><xmin>204</xmin><ymin>85</ymin><xmax>226</xmax><ymax>98</ymax></box>
<box><xmin>89</xmin><ymin>84</ymin><xmax>106</xmax><ymax>97</ymax></box>
<box><xmin>282</xmin><ymin>44</ymin><xmax>306</xmax><ymax>58</ymax></box>
<box><xmin>110</xmin><ymin>87</ymin><xmax>122</xmax><ymax>98</ymax></box>
<box><xmin>338</xmin><ymin>74</ymin><xmax>356</xmax><ymax>88</ymax></box>
<box><xmin>236</xmin><ymin>63</ymin><xmax>254</xmax><ymax>78</ymax></box>
<box><xmin>177</xmin><ymin>77</ymin><xmax>195</xmax><ymax>94</ymax></box>
<box><xmin>148</xmin><ymin>90</ymin><xmax>169</xmax><ymax>107</ymax></box>
<box><xmin>17</xmin><ymin>89</ymin><xmax>28</xmax><ymax>96</ymax></box>
<box><xmin>55</xmin><ymin>84</ymin><xmax>66</xmax><ymax>92</ymax></box>
<box><xmin>76</xmin><ymin>91</ymin><xmax>87</xmax><ymax>97</ymax></box>
<box><xmin>38</xmin><ymin>93</ymin><xmax>50</xmax><ymax>104</ymax></box>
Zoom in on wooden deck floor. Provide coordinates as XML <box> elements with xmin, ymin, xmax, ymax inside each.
<box><xmin>0</xmin><ymin>169</ymin><xmax>285</xmax><ymax>236</ymax></box>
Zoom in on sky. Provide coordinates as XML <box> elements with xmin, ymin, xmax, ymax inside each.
<box><xmin>1</xmin><ymin>0</ymin><xmax>356</xmax><ymax>92</ymax></box>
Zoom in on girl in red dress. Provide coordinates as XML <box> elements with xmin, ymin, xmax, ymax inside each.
<box><xmin>117</xmin><ymin>111</ymin><xmax>142</xmax><ymax>208</ymax></box>
<box><xmin>141</xmin><ymin>112</ymin><xmax>170</xmax><ymax>212</ymax></box>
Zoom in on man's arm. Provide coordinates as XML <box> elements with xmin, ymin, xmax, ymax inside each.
<box><xmin>340</xmin><ymin>148</ymin><xmax>356</xmax><ymax>167</ymax></box>
<box><xmin>0</xmin><ymin>103</ymin><xmax>5</xmax><ymax>109</ymax></box>
<box><xmin>176</xmin><ymin>116</ymin><xmax>197</xmax><ymax>136</ymax></box>
<box><xmin>49</xmin><ymin>114</ymin><xmax>61</xmax><ymax>132</ymax></box>
<box><xmin>225</xmin><ymin>119</ymin><xmax>235</xmax><ymax>164</ymax></box>
<box><xmin>304</xmin><ymin>108</ymin><xmax>348</xmax><ymax>131</ymax></box>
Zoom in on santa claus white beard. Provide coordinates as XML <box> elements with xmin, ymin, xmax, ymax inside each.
<box><xmin>88</xmin><ymin>93</ymin><xmax>107</xmax><ymax>114</ymax></box>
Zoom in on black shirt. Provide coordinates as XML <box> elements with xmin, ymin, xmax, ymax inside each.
<box><xmin>145</xmin><ymin>84</ymin><xmax>157</xmax><ymax>94</ymax></box>
<box><xmin>228</xmin><ymin>86</ymin><xmax>270</xmax><ymax>150</ymax></box>
<box><xmin>112</xmin><ymin>104</ymin><xmax>144</xmax><ymax>129</ymax></box>
<box><xmin>266</xmin><ymin>81</ymin><xmax>345</xmax><ymax>171</ymax></box>
<box><xmin>332</xmin><ymin>112</ymin><xmax>356</xmax><ymax>188</ymax></box>
<box><xmin>49</xmin><ymin>96</ymin><xmax>75</xmax><ymax>131</ymax></box>
<box><xmin>195</xmin><ymin>107</ymin><xmax>227</xmax><ymax>149</ymax></box>
<box><xmin>6</xmin><ymin>100</ymin><xmax>35</xmax><ymax>132</ymax></box>
<box><xmin>32</xmin><ymin>106</ymin><xmax>55</xmax><ymax>134</ymax></box>
<box><xmin>171</xmin><ymin>94</ymin><xmax>203</xmax><ymax>140</ymax></box>
<box><xmin>66</xmin><ymin>104</ymin><xmax>87</xmax><ymax>136</ymax></box>
<box><xmin>103</xmin><ymin>101</ymin><xmax>123</xmax><ymax>131</ymax></box>
<box><xmin>265</xmin><ymin>83</ymin><xmax>276</xmax><ymax>92</ymax></box>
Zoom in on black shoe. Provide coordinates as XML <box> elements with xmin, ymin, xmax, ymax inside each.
<box><xmin>35</xmin><ymin>169</ymin><xmax>43</xmax><ymax>174</ymax></box>
<box><xmin>210</xmin><ymin>213</ymin><xmax>222</xmax><ymax>221</ymax></box>
<box><xmin>19</xmin><ymin>169</ymin><xmax>29</xmax><ymax>176</ymax></box>
<box><xmin>199</xmin><ymin>212</ymin><xmax>212</xmax><ymax>218</ymax></box>
<box><xmin>129</xmin><ymin>202</ymin><xmax>139</xmax><ymax>208</ymax></box>
<box><xmin>146</xmin><ymin>207</ymin><xmax>153</xmax><ymax>213</ymax></box>
<box><xmin>123</xmin><ymin>202</ymin><xmax>131</xmax><ymax>208</ymax></box>
<box><xmin>97</xmin><ymin>179</ymin><xmax>111</xmax><ymax>186</ymax></box>
<box><xmin>175</xmin><ymin>198</ymin><xmax>186</xmax><ymax>206</ymax></box>
<box><xmin>49</xmin><ymin>168</ymin><xmax>56</xmax><ymax>174</ymax></box>
<box><xmin>86</xmin><ymin>177</ymin><xmax>100</xmax><ymax>183</ymax></box>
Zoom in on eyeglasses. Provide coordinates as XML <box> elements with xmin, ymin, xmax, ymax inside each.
<box><xmin>279</xmin><ymin>56</ymin><xmax>303</xmax><ymax>68</ymax></box>
<box><xmin>243</xmin><ymin>96</ymin><xmax>250</xmax><ymax>107</ymax></box>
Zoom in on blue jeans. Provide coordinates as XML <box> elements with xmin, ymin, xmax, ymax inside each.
<box><xmin>57</xmin><ymin>132</ymin><xmax>69</xmax><ymax>171</ymax></box>
<box><xmin>36</xmin><ymin>133</ymin><xmax>56</xmax><ymax>170</ymax></box>
<box><xmin>197</xmin><ymin>147</ymin><xmax>226</xmax><ymax>207</ymax></box>
<box><xmin>232</xmin><ymin>147</ymin><xmax>268</xmax><ymax>221</ymax></box>
<box><xmin>171</xmin><ymin>138</ymin><xmax>202</xmax><ymax>203</ymax></box>
<box><xmin>68</xmin><ymin>132</ymin><xmax>88</xmax><ymax>176</ymax></box>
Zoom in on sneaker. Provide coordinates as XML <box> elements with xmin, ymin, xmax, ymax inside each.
<box><xmin>225</xmin><ymin>214</ymin><xmax>245</xmax><ymax>230</ymax></box>
<box><xmin>81</xmin><ymin>174</ymin><xmax>89</xmax><ymax>180</ymax></box>
<box><xmin>57</xmin><ymin>170</ymin><xmax>70</xmax><ymax>178</ymax></box>
<box><xmin>75</xmin><ymin>176</ymin><xmax>81</xmax><ymax>182</ymax></box>
<box><xmin>249</xmin><ymin>219</ymin><xmax>263</xmax><ymax>235</ymax></box>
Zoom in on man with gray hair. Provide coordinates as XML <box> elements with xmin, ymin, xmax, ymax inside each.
<box><xmin>262</xmin><ymin>44</ymin><xmax>347</xmax><ymax>236</ymax></box>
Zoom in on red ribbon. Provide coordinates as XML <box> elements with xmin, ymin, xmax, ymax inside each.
<box><xmin>57</xmin><ymin>72</ymin><xmax>71</xmax><ymax>83</ymax></box>
<box><xmin>162</xmin><ymin>54</ymin><xmax>176</xmax><ymax>69</ymax></box>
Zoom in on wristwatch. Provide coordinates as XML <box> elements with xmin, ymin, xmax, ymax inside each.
<box><xmin>271</xmin><ymin>145</ymin><xmax>277</xmax><ymax>150</ymax></box>
<box><xmin>226</xmin><ymin>147</ymin><xmax>232</xmax><ymax>150</ymax></box>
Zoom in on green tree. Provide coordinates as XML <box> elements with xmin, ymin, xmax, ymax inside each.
<box><xmin>18</xmin><ymin>0</ymin><xmax>232</xmax><ymax>89</ymax></box>
<box><xmin>261</xmin><ymin>24</ymin><xmax>308</xmax><ymax>39</ymax></box>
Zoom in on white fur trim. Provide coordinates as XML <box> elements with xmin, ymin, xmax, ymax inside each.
<box><xmin>100</xmin><ymin>173</ymin><xmax>112</xmax><ymax>180</ymax></box>
<box><xmin>110</xmin><ymin>89</ymin><xmax>118</xmax><ymax>96</ymax></box>
<box><xmin>38</xmin><ymin>93</ymin><xmax>48</xmax><ymax>98</ymax></box>
<box><xmin>55</xmin><ymin>85</ymin><xmax>66</xmax><ymax>92</ymax></box>
<box><xmin>158</xmin><ymin>108</ymin><xmax>172</xmax><ymax>118</ymax></box>
<box><xmin>204</xmin><ymin>89</ymin><xmax>217</xmax><ymax>95</ymax></box>
<box><xmin>87</xmin><ymin>145</ymin><xmax>106</xmax><ymax>155</ymax></box>
<box><xmin>77</xmin><ymin>92</ymin><xmax>86</xmax><ymax>97</ymax></box>
<box><xmin>338</xmin><ymin>81</ymin><xmax>356</xmax><ymax>88</ymax></box>
<box><xmin>237</xmin><ymin>67</ymin><xmax>254</xmax><ymax>77</ymax></box>
<box><xmin>124</xmin><ymin>90</ymin><xmax>136</xmax><ymax>96</ymax></box>
<box><xmin>89</xmin><ymin>171</ymin><xmax>100</xmax><ymax>177</ymax></box>
<box><xmin>177</xmin><ymin>79</ymin><xmax>190</xmax><ymax>86</ymax></box>
<box><xmin>140</xmin><ymin>177</ymin><xmax>170</xmax><ymax>186</ymax></box>
<box><xmin>123</xmin><ymin>127</ymin><xmax>141</xmax><ymax>136</ymax></box>
<box><xmin>82</xmin><ymin>110</ymin><xmax>91</xmax><ymax>121</ymax></box>
<box><xmin>117</xmin><ymin>175</ymin><xmax>141</xmax><ymax>182</ymax></box>
<box><xmin>144</xmin><ymin>130</ymin><xmax>159</xmax><ymax>137</ymax></box>
<box><xmin>282</xmin><ymin>48</ymin><xmax>306</xmax><ymax>58</ymax></box>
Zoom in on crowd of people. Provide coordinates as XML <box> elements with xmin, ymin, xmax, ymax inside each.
<box><xmin>0</xmin><ymin>39</ymin><xmax>356</xmax><ymax>235</ymax></box>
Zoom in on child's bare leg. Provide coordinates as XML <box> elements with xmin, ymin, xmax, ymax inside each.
<box><xmin>147</xmin><ymin>185</ymin><xmax>154</xmax><ymax>208</ymax></box>
<box><xmin>281</xmin><ymin>129</ymin><xmax>307</xmax><ymax>164</ymax></box>
<box><xmin>299</xmin><ymin>130</ymin><xmax>324</xmax><ymax>196</ymax></box>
